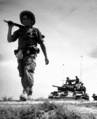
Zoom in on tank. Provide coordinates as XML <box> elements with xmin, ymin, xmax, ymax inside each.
<box><xmin>48</xmin><ymin>78</ymin><xmax>89</xmax><ymax>100</ymax></box>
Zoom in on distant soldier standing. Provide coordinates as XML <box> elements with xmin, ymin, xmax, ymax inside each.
<box><xmin>75</xmin><ymin>76</ymin><xmax>80</xmax><ymax>84</ymax></box>
<box><xmin>66</xmin><ymin>77</ymin><xmax>72</xmax><ymax>85</ymax></box>
<box><xmin>7</xmin><ymin>10</ymin><xmax>49</xmax><ymax>101</ymax></box>
<box><xmin>75</xmin><ymin>76</ymin><xmax>81</xmax><ymax>91</ymax></box>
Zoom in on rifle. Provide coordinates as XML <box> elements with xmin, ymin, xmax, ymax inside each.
<box><xmin>4</xmin><ymin>20</ymin><xmax>25</xmax><ymax>29</ymax></box>
<box><xmin>4</xmin><ymin>20</ymin><xmax>45</xmax><ymax>38</ymax></box>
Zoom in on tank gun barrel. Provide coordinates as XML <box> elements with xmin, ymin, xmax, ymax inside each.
<box><xmin>52</xmin><ymin>85</ymin><xmax>60</xmax><ymax>88</ymax></box>
<box><xmin>52</xmin><ymin>85</ymin><xmax>64</xmax><ymax>89</ymax></box>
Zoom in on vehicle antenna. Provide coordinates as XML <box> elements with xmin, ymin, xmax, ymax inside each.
<box><xmin>80</xmin><ymin>55</ymin><xmax>83</xmax><ymax>82</ymax></box>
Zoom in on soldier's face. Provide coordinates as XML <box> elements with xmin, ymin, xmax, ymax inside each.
<box><xmin>22</xmin><ymin>15</ymin><xmax>33</xmax><ymax>26</ymax></box>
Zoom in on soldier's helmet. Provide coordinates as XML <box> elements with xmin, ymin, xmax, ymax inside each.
<box><xmin>19</xmin><ymin>10</ymin><xmax>36</xmax><ymax>25</ymax></box>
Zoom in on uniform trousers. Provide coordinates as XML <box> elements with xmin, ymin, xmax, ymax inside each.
<box><xmin>18</xmin><ymin>54</ymin><xmax>36</xmax><ymax>95</ymax></box>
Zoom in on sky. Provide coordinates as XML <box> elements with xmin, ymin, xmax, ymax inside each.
<box><xmin>0</xmin><ymin>0</ymin><xmax>97</xmax><ymax>100</ymax></box>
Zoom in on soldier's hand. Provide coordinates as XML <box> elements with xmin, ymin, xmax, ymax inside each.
<box><xmin>7</xmin><ymin>21</ymin><xmax>14</xmax><ymax>28</ymax></box>
<box><xmin>45</xmin><ymin>58</ymin><xmax>49</xmax><ymax>65</ymax></box>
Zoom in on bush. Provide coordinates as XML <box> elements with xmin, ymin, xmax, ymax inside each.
<box><xmin>1</xmin><ymin>96</ymin><xmax>13</xmax><ymax>101</ymax></box>
<box><xmin>20</xmin><ymin>107</ymin><xmax>36</xmax><ymax>119</ymax></box>
<box><xmin>38</xmin><ymin>100</ymin><xmax>58</xmax><ymax>111</ymax></box>
<box><xmin>0</xmin><ymin>107</ymin><xmax>20</xmax><ymax>119</ymax></box>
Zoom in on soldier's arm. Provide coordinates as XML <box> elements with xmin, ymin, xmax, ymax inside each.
<box><xmin>40</xmin><ymin>42</ymin><xmax>49</xmax><ymax>65</ymax></box>
<box><xmin>7</xmin><ymin>24</ymin><xmax>14</xmax><ymax>42</ymax></box>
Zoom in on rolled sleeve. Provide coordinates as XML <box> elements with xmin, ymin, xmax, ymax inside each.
<box><xmin>36</xmin><ymin>28</ymin><xmax>44</xmax><ymax>44</ymax></box>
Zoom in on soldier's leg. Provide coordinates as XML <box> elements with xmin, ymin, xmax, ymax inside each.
<box><xmin>17</xmin><ymin>60</ymin><xmax>28</xmax><ymax>101</ymax></box>
<box><xmin>17</xmin><ymin>60</ymin><xmax>26</xmax><ymax>91</ymax></box>
<box><xmin>17</xmin><ymin>59</ymin><xmax>24</xmax><ymax>77</ymax></box>
<box><xmin>23</xmin><ymin>55</ymin><xmax>36</xmax><ymax>97</ymax></box>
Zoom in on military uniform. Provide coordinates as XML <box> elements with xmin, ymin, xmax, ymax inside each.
<box><xmin>12</xmin><ymin>18</ymin><xmax>43</xmax><ymax>100</ymax></box>
<box><xmin>12</xmin><ymin>26</ymin><xmax>44</xmax><ymax>97</ymax></box>
<box><xmin>7</xmin><ymin>10</ymin><xmax>49</xmax><ymax>101</ymax></box>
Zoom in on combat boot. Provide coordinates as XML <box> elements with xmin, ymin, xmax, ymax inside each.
<box><xmin>20</xmin><ymin>90</ymin><xmax>27</xmax><ymax>101</ymax></box>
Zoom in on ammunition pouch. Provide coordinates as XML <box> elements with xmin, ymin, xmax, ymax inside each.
<box><xmin>14</xmin><ymin>50</ymin><xmax>23</xmax><ymax>59</ymax></box>
<box><xmin>27</xmin><ymin>46</ymin><xmax>40</xmax><ymax>54</ymax></box>
<box><xmin>23</xmin><ymin>46</ymin><xmax>40</xmax><ymax>55</ymax></box>
<box><xmin>14</xmin><ymin>46</ymin><xmax>40</xmax><ymax>59</ymax></box>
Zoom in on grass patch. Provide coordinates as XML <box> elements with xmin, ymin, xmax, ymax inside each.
<box><xmin>1</xmin><ymin>96</ymin><xmax>13</xmax><ymax>101</ymax></box>
<box><xmin>0</xmin><ymin>101</ymin><xmax>97</xmax><ymax>119</ymax></box>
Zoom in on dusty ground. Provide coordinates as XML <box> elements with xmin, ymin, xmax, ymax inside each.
<box><xmin>0</xmin><ymin>99</ymin><xmax>96</xmax><ymax>107</ymax></box>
